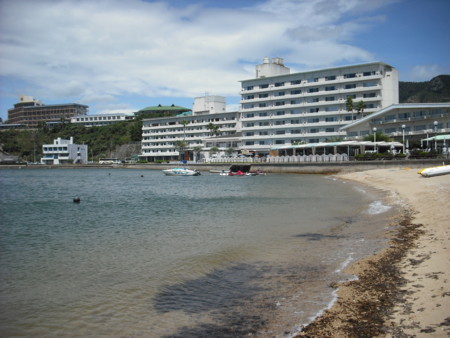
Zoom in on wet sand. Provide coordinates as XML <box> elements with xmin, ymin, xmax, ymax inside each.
<box><xmin>296</xmin><ymin>167</ymin><xmax>450</xmax><ymax>337</ymax></box>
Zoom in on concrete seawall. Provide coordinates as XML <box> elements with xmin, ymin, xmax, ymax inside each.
<box><xmin>3</xmin><ymin>159</ymin><xmax>448</xmax><ymax>174</ymax></box>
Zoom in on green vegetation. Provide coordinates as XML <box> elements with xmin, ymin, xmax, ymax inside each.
<box><xmin>399</xmin><ymin>75</ymin><xmax>450</xmax><ymax>103</ymax></box>
<box><xmin>0</xmin><ymin>119</ymin><xmax>142</xmax><ymax>162</ymax></box>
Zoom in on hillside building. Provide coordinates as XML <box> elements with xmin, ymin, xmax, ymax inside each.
<box><xmin>71</xmin><ymin>112</ymin><xmax>135</xmax><ymax>127</ymax></box>
<box><xmin>41</xmin><ymin>137</ymin><xmax>88</xmax><ymax>165</ymax></box>
<box><xmin>239</xmin><ymin>58</ymin><xmax>399</xmax><ymax>156</ymax></box>
<box><xmin>7</xmin><ymin>95</ymin><xmax>88</xmax><ymax>127</ymax></box>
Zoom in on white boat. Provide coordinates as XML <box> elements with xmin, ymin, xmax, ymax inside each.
<box><xmin>162</xmin><ymin>168</ymin><xmax>201</xmax><ymax>176</ymax></box>
<box><xmin>418</xmin><ymin>164</ymin><xmax>450</xmax><ymax>177</ymax></box>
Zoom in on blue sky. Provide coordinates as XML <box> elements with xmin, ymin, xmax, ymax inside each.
<box><xmin>0</xmin><ymin>0</ymin><xmax>449</xmax><ymax>122</ymax></box>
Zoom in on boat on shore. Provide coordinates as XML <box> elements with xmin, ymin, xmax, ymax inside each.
<box><xmin>162</xmin><ymin>168</ymin><xmax>201</xmax><ymax>176</ymax></box>
<box><xmin>418</xmin><ymin>164</ymin><xmax>450</xmax><ymax>177</ymax></box>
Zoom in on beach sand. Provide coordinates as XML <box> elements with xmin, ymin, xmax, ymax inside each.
<box><xmin>296</xmin><ymin>167</ymin><xmax>450</xmax><ymax>337</ymax></box>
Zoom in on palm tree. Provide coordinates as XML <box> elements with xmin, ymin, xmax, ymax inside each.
<box><xmin>176</xmin><ymin>140</ymin><xmax>187</xmax><ymax>161</ymax></box>
<box><xmin>346</xmin><ymin>96</ymin><xmax>354</xmax><ymax>120</ymax></box>
<box><xmin>180</xmin><ymin>120</ymin><xmax>189</xmax><ymax>140</ymax></box>
<box><xmin>209</xmin><ymin>146</ymin><xmax>219</xmax><ymax>156</ymax></box>
<box><xmin>192</xmin><ymin>146</ymin><xmax>202</xmax><ymax>162</ymax></box>
<box><xmin>356</xmin><ymin>100</ymin><xmax>365</xmax><ymax>118</ymax></box>
<box><xmin>206</xmin><ymin>122</ymin><xmax>220</xmax><ymax>136</ymax></box>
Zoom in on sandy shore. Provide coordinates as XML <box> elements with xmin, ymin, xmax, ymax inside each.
<box><xmin>296</xmin><ymin>167</ymin><xmax>450</xmax><ymax>337</ymax></box>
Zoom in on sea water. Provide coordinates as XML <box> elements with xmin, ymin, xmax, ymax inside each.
<box><xmin>0</xmin><ymin>168</ymin><xmax>396</xmax><ymax>337</ymax></box>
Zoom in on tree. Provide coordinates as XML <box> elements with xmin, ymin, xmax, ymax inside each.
<box><xmin>175</xmin><ymin>140</ymin><xmax>187</xmax><ymax>161</ymax></box>
<box><xmin>192</xmin><ymin>146</ymin><xmax>202</xmax><ymax>162</ymax></box>
<box><xmin>356</xmin><ymin>100</ymin><xmax>365</xmax><ymax>117</ymax></box>
<box><xmin>226</xmin><ymin>147</ymin><xmax>235</xmax><ymax>156</ymax></box>
<box><xmin>346</xmin><ymin>96</ymin><xmax>354</xmax><ymax>120</ymax></box>
<box><xmin>209</xmin><ymin>146</ymin><xmax>219</xmax><ymax>155</ymax></box>
<box><xmin>180</xmin><ymin>120</ymin><xmax>189</xmax><ymax>140</ymax></box>
<box><xmin>206</xmin><ymin>122</ymin><xmax>220</xmax><ymax>136</ymax></box>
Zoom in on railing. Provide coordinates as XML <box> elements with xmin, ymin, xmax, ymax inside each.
<box><xmin>204</xmin><ymin>154</ymin><xmax>349</xmax><ymax>164</ymax></box>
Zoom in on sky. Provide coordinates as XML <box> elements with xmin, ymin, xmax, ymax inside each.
<box><xmin>0</xmin><ymin>0</ymin><xmax>449</xmax><ymax>122</ymax></box>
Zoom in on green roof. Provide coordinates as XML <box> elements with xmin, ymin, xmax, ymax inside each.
<box><xmin>138</xmin><ymin>104</ymin><xmax>191</xmax><ymax>112</ymax></box>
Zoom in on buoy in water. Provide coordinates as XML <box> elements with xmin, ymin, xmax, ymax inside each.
<box><xmin>73</xmin><ymin>197</ymin><xmax>81</xmax><ymax>203</ymax></box>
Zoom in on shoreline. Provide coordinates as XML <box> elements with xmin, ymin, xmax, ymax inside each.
<box><xmin>296</xmin><ymin>167</ymin><xmax>450</xmax><ymax>337</ymax></box>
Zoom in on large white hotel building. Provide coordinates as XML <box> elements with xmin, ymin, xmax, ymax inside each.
<box><xmin>140</xmin><ymin>58</ymin><xmax>400</xmax><ymax>161</ymax></box>
<box><xmin>239</xmin><ymin>58</ymin><xmax>398</xmax><ymax>154</ymax></box>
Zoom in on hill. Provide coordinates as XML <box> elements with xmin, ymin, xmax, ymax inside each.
<box><xmin>399</xmin><ymin>75</ymin><xmax>450</xmax><ymax>103</ymax></box>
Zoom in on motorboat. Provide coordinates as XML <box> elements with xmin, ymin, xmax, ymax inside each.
<box><xmin>162</xmin><ymin>168</ymin><xmax>201</xmax><ymax>176</ymax></box>
<box><xmin>418</xmin><ymin>164</ymin><xmax>450</xmax><ymax>177</ymax></box>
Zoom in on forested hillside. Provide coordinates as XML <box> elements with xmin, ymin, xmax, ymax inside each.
<box><xmin>399</xmin><ymin>75</ymin><xmax>450</xmax><ymax>103</ymax></box>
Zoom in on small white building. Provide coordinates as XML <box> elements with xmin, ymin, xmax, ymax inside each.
<box><xmin>41</xmin><ymin>137</ymin><xmax>88</xmax><ymax>164</ymax></box>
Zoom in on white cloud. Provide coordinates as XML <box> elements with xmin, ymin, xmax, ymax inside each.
<box><xmin>407</xmin><ymin>64</ymin><xmax>447</xmax><ymax>82</ymax></box>
<box><xmin>0</xmin><ymin>0</ymin><xmax>397</xmax><ymax>113</ymax></box>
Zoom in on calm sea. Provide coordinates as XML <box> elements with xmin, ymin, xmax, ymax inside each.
<box><xmin>0</xmin><ymin>168</ymin><xmax>396</xmax><ymax>337</ymax></box>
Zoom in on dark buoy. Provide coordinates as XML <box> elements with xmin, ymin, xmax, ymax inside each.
<box><xmin>73</xmin><ymin>197</ymin><xmax>81</xmax><ymax>203</ymax></box>
<box><xmin>141</xmin><ymin>175</ymin><xmax>144</xmax><ymax>177</ymax></box>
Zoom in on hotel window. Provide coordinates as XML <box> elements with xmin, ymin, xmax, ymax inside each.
<box><xmin>344</xmin><ymin>73</ymin><xmax>356</xmax><ymax>78</ymax></box>
<box><xmin>291</xmin><ymin>129</ymin><xmax>302</xmax><ymax>134</ymax></box>
<box><xmin>325</xmin><ymin>86</ymin><xmax>336</xmax><ymax>91</ymax></box>
<box><xmin>246</xmin><ymin>95</ymin><xmax>254</xmax><ymax>100</ymax></box>
<box><xmin>245</xmin><ymin>132</ymin><xmax>254</xmax><ymax>136</ymax></box>
<box><xmin>325</xmin><ymin>128</ymin><xmax>335</xmax><ymax>132</ymax></box>
<box><xmin>309</xmin><ymin>128</ymin><xmax>319</xmax><ymax>133</ymax></box>
<box><xmin>275</xmin><ymin>101</ymin><xmax>285</xmax><ymax>106</ymax></box>
<box><xmin>363</xmin><ymin>93</ymin><xmax>376</xmax><ymax>98</ymax></box>
<box><xmin>307</xmin><ymin>77</ymin><xmax>318</xmax><ymax>83</ymax></box>
<box><xmin>308</xmin><ymin>88</ymin><xmax>319</xmax><ymax>93</ymax></box>
<box><xmin>259</xmin><ymin>112</ymin><xmax>268</xmax><ymax>117</ymax></box>
<box><xmin>307</xmin><ymin>97</ymin><xmax>319</xmax><ymax>103</ymax></box>
<box><xmin>310</xmin><ymin>108</ymin><xmax>319</xmax><ymax>113</ymax></box>
<box><xmin>259</xmin><ymin>121</ymin><xmax>269</xmax><ymax>126</ymax></box>
<box><xmin>290</xmin><ymin>90</ymin><xmax>301</xmax><ymax>95</ymax></box>
<box><xmin>275</xmin><ymin>140</ymin><xmax>285</xmax><ymax>144</ymax></box>
<box><xmin>346</xmin><ymin>94</ymin><xmax>356</xmax><ymax>99</ymax></box>
<box><xmin>291</xmin><ymin>109</ymin><xmax>301</xmax><ymax>114</ymax></box>
<box><xmin>259</xmin><ymin>93</ymin><xmax>268</xmax><ymax>98</ymax></box>
<box><xmin>259</xmin><ymin>103</ymin><xmax>267</xmax><ymax>107</ymax></box>
<box><xmin>275</xmin><ymin>91</ymin><xmax>285</xmax><ymax>96</ymax></box>
<box><xmin>363</xmin><ymin>71</ymin><xmax>376</xmax><ymax>76</ymax></box>
<box><xmin>291</xmin><ymin>119</ymin><xmax>300</xmax><ymax>124</ymax></box>
<box><xmin>245</xmin><ymin>122</ymin><xmax>254</xmax><ymax>127</ymax></box>
<box><xmin>260</xmin><ymin>131</ymin><xmax>269</xmax><ymax>135</ymax></box>
<box><xmin>246</xmin><ymin>85</ymin><xmax>254</xmax><ymax>90</ymax></box>
<box><xmin>307</xmin><ymin>118</ymin><xmax>319</xmax><ymax>123</ymax></box>
<box><xmin>325</xmin><ymin>75</ymin><xmax>336</xmax><ymax>81</ymax></box>
<box><xmin>245</xmin><ymin>141</ymin><xmax>255</xmax><ymax>145</ymax></box>
<box><xmin>274</xmin><ymin>82</ymin><xmax>285</xmax><ymax>87</ymax></box>
<box><xmin>363</xmin><ymin>81</ymin><xmax>377</xmax><ymax>87</ymax></box>
<box><xmin>276</xmin><ymin>111</ymin><xmax>285</xmax><ymax>116</ymax></box>
<box><xmin>291</xmin><ymin>80</ymin><xmax>301</xmax><ymax>85</ymax></box>
<box><xmin>275</xmin><ymin>120</ymin><xmax>285</xmax><ymax>125</ymax></box>
<box><xmin>260</xmin><ymin>84</ymin><xmax>269</xmax><ymax>89</ymax></box>
<box><xmin>325</xmin><ymin>117</ymin><xmax>337</xmax><ymax>122</ymax></box>
<box><xmin>325</xmin><ymin>96</ymin><xmax>335</xmax><ymax>101</ymax></box>
<box><xmin>276</xmin><ymin>130</ymin><xmax>285</xmax><ymax>135</ymax></box>
<box><xmin>345</xmin><ymin>84</ymin><xmax>356</xmax><ymax>89</ymax></box>
<box><xmin>245</xmin><ymin>113</ymin><xmax>254</xmax><ymax>118</ymax></box>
